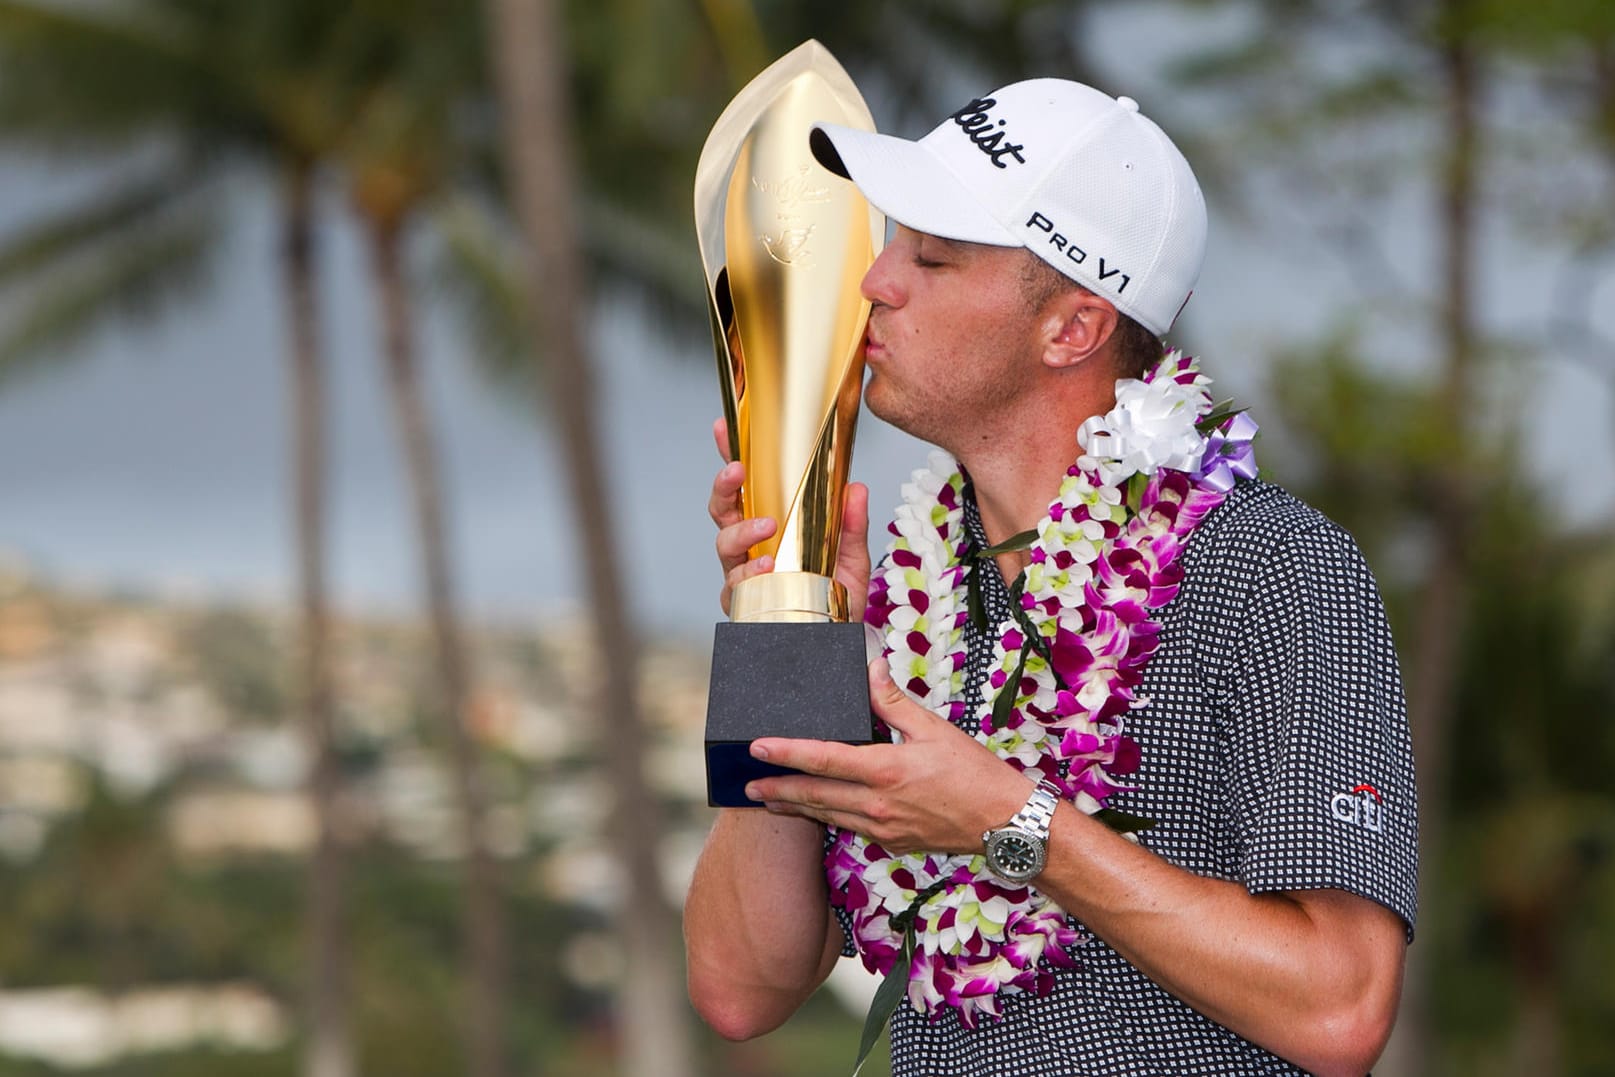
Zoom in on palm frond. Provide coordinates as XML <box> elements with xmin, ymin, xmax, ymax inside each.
<box><xmin>429</xmin><ymin>196</ymin><xmax>539</xmax><ymax>399</ymax></box>
<box><xmin>0</xmin><ymin>161</ymin><xmax>207</xmax><ymax>287</ymax></box>
<box><xmin>0</xmin><ymin>205</ymin><xmax>219</xmax><ymax>387</ymax></box>
<box><xmin>0</xmin><ymin>0</ymin><xmax>227</xmax><ymax>144</ymax></box>
<box><xmin>581</xmin><ymin>196</ymin><xmax>704</xmax><ymax>314</ymax></box>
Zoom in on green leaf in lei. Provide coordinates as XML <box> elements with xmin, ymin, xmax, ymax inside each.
<box><xmin>1094</xmin><ymin>807</ymin><xmax>1159</xmax><ymax>834</ymax></box>
<box><xmin>852</xmin><ymin>879</ymin><xmax>948</xmax><ymax>1076</ymax></box>
<box><xmin>991</xmin><ymin>643</ymin><xmax>1031</xmax><ymax>730</ymax></box>
<box><xmin>1124</xmin><ymin>471</ymin><xmax>1151</xmax><ymax>514</ymax></box>
<box><xmin>967</xmin><ymin>565</ymin><xmax>989</xmax><ymax>634</ymax></box>
<box><xmin>965</xmin><ymin>526</ymin><xmax>1037</xmax><ymax>633</ymax></box>
<box><xmin>1195</xmin><ymin>399</ymin><xmax>1248</xmax><ymax>434</ymax></box>
<box><xmin>976</xmin><ymin>527</ymin><xmax>1040</xmax><ymax>558</ymax></box>
<box><xmin>851</xmin><ymin>934</ymin><xmax>910</xmax><ymax>1077</ymax></box>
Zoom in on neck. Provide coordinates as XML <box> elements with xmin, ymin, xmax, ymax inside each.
<box><xmin>956</xmin><ymin>376</ymin><xmax>1117</xmax><ymax>583</ymax></box>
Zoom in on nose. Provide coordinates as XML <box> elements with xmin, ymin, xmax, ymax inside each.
<box><xmin>860</xmin><ymin>244</ymin><xmax>904</xmax><ymax>308</ymax></box>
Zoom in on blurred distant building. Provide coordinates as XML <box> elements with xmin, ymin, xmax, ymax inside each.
<box><xmin>0</xmin><ymin>565</ymin><xmax>713</xmax><ymax>878</ymax></box>
<box><xmin>0</xmin><ymin>983</ymin><xmax>287</xmax><ymax>1069</ymax></box>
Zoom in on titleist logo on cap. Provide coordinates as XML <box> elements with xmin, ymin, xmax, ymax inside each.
<box><xmin>811</xmin><ymin>78</ymin><xmax>1206</xmax><ymax>333</ymax></box>
<box><xmin>950</xmin><ymin>97</ymin><xmax>1027</xmax><ymax>169</ymax></box>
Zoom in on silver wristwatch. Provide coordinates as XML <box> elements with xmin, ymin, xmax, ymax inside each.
<box><xmin>982</xmin><ymin>778</ymin><xmax>1063</xmax><ymax>884</ymax></box>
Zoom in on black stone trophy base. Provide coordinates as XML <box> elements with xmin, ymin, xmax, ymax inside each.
<box><xmin>705</xmin><ymin>620</ymin><xmax>873</xmax><ymax>807</ymax></box>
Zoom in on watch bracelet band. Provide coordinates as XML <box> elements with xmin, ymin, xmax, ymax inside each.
<box><xmin>1008</xmin><ymin>778</ymin><xmax>1062</xmax><ymax>839</ymax></box>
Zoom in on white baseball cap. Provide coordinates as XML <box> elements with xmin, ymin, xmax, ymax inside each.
<box><xmin>809</xmin><ymin>79</ymin><xmax>1206</xmax><ymax>335</ymax></box>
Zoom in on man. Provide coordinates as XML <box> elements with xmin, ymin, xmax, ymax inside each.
<box><xmin>685</xmin><ymin>78</ymin><xmax>1417</xmax><ymax>1076</ymax></box>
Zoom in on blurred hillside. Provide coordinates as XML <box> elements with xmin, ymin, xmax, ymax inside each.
<box><xmin>0</xmin><ymin>562</ymin><xmax>881</xmax><ymax>1075</ymax></box>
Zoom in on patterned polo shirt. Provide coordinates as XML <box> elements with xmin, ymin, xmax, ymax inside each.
<box><xmin>837</xmin><ymin>479</ymin><xmax>1418</xmax><ymax>1076</ymax></box>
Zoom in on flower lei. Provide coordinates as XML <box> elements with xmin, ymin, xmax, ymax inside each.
<box><xmin>827</xmin><ymin>349</ymin><xmax>1259</xmax><ymax>1028</ymax></box>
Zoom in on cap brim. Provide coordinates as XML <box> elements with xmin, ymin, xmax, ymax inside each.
<box><xmin>811</xmin><ymin>123</ymin><xmax>1019</xmax><ymax>247</ymax></box>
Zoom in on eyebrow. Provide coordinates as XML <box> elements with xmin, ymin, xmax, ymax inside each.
<box><xmin>916</xmin><ymin>234</ymin><xmax>972</xmax><ymax>262</ymax></box>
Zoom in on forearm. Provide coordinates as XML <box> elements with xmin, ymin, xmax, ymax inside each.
<box><xmin>683</xmin><ymin>809</ymin><xmax>841</xmax><ymax>1040</ymax></box>
<box><xmin>1037</xmin><ymin>804</ymin><xmax>1403</xmax><ymax>1076</ymax></box>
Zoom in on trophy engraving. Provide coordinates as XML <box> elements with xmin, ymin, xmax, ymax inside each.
<box><xmin>756</xmin><ymin>166</ymin><xmax>831</xmax><ymax>267</ymax></box>
<box><xmin>753</xmin><ymin>165</ymin><xmax>833</xmax><ymax>208</ymax></box>
<box><xmin>694</xmin><ymin>41</ymin><xmax>884</xmax><ymax>806</ymax></box>
<box><xmin>761</xmin><ymin>225</ymin><xmax>815</xmax><ymax>267</ymax></box>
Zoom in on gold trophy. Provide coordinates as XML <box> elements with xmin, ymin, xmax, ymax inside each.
<box><xmin>694</xmin><ymin>41</ymin><xmax>884</xmax><ymax>807</ymax></box>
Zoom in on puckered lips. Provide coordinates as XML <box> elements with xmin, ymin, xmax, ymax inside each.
<box><xmin>863</xmin><ymin>324</ymin><xmax>888</xmax><ymax>363</ymax></box>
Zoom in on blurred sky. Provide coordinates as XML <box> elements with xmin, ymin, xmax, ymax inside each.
<box><xmin>0</xmin><ymin>6</ymin><xmax>1611</xmax><ymax>642</ymax></box>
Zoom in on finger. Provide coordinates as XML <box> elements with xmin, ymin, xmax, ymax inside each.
<box><xmin>744</xmin><ymin>773</ymin><xmax>879</xmax><ymax>830</ymax></box>
<box><xmin>842</xmin><ymin>481</ymin><xmax>870</xmax><ymax>551</ymax></box>
<box><xmin>708</xmin><ymin>460</ymin><xmax>747</xmax><ymax>528</ymax></box>
<box><xmin>755</xmin><ymin>798</ymin><xmax>882</xmax><ymax>838</ymax></box>
<box><xmin>716</xmin><ymin>517</ymin><xmax>776</xmax><ymax>573</ymax></box>
<box><xmin>836</xmin><ymin>482</ymin><xmax>872</xmax><ymax>619</ymax></box>
<box><xmin>868</xmin><ymin>658</ymin><xmax>942</xmax><ymax>740</ymax></box>
<box><xmin>720</xmin><ymin>553</ymin><xmax>773</xmax><ymax>616</ymax></box>
<box><xmin>750</xmin><ymin>736</ymin><xmax>871</xmax><ymax>783</ymax></box>
<box><xmin>744</xmin><ymin>781</ymin><xmax>908</xmax><ymax>852</ymax></box>
<box><xmin>744</xmin><ymin>773</ymin><xmax>858</xmax><ymax>809</ymax></box>
<box><xmin>713</xmin><ymin>417</ymin><xmax>734</xmax><ymax>463</ymax></box>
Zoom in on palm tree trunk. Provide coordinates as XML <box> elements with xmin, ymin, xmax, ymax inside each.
<box><xmin>1505</xmin><ymin>908</ymin><xmax>1561</xmax><ymax>1076</ymax></box>
<box><xmin>366</xmin><ymin>217</ymin><xmax>508</xmax><ymax>1077</ymax></box>
<box><xmin>1593</xmin><ymin>46</ymin><xmax>1615</xmax><ymax>439</ymax></box>
<box><xmin>1382</xmin><ymin>7</ymin><xmax>1481</xmax><ymax>1073</ymax></box>
<box><xmin>483</xmin><ymin>2</ymin><xmax>695</xmax><ymax>1074</ymax></box>
<box><xmin>281</xmin><ymin>159</ymin><xmax>354</xmax><ymax>1077</ymax></box>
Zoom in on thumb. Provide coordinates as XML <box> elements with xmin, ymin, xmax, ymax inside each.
<box><xmin>869</xmin><ymin>657</ymin><xmax>936</xmax><ymax>739</ymax></box>
<box><xmin>842</xmin><ymin>482</ymin><xmax>870</xmax><ymax>548</ymax></box>
<box><xmin>838</xmin><ymin>483</ymin><xmax>871</xmax><ymax>575</ymax></box>
<box><xmin>838</xmin><ymin>482</ymin><xmax>873</xmax><ymax>621</ymax></box>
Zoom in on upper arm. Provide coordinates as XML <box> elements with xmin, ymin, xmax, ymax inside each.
<box><xmin>1290</xmin><ymin>887</ymin><xmax>1407</xmax><ymax>987</ymax></box>
<box><xmin>1284</xmin><ymin>887</ymin><xmax>1407</xmax><ymax>1072</ymax></box>
<box><xmin>815</xmin><ymin>911</ymin><xmax>846</xmax><ymax>984</ymax></box>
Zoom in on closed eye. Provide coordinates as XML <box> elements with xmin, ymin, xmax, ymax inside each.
<box><xmin>913</xmin><ymin>234</ymin><xmax>963</xmax><ymax>269</ymax></box>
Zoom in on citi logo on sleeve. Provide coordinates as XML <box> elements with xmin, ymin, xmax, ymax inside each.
<box><xmin>949</xmin><ymin>97</ymin><xmax>1028</xmax><ymax>168</ymax></box>
<box><xmin>1330</xmin><ymin>783</ymin><xmax>1384</xmax><ymax>833</ymax></box>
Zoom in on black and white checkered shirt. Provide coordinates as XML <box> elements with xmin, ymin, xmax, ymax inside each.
<box><xmin>839</xmin><ymin>479</ymin><xmax>1418</xmax><ymax>1076</ymax></box>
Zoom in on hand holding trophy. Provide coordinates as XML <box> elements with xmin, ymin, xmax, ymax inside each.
<box><xmin>694</xmin><ymin>42</ymin><xmax>885</xmax><ymax>807</ymax></box>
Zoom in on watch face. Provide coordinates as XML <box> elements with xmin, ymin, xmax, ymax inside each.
<box><xmin>986</xmin><ymin>828</ymin><xmax>1045</xmax><ymax>882</ymax></box>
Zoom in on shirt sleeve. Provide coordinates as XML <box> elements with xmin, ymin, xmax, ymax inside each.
<box><xmin>1222</xmin><ymin>520</ymin><xmax>1419</xmax><ymax>935</ymax></box>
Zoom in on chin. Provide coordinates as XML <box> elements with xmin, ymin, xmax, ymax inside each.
<box><xmin>861</xmin><ymin>377</ymin><xmax>886</xmax><ymax>416</ymax></box>
<box><xmin>864</xmin><ymin>397</ymin><xmax>931</xmax><ymax>446</ymax></box>
<box><xmin>863</xmin><ymin>382</ymin><xmax>902</xmax><ymax>428</ymax></box>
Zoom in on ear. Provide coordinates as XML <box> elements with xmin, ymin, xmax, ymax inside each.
<box><xmin>1040</xmin><ymin>290</ymin><xmax>1118</xmax><ymax>371</ymax></box>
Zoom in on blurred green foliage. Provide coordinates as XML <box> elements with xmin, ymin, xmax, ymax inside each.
<box><xmin>1263</xmin><ymin>341</ymin><xmax>1615</xmax><ymax>1074</ymax></box>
